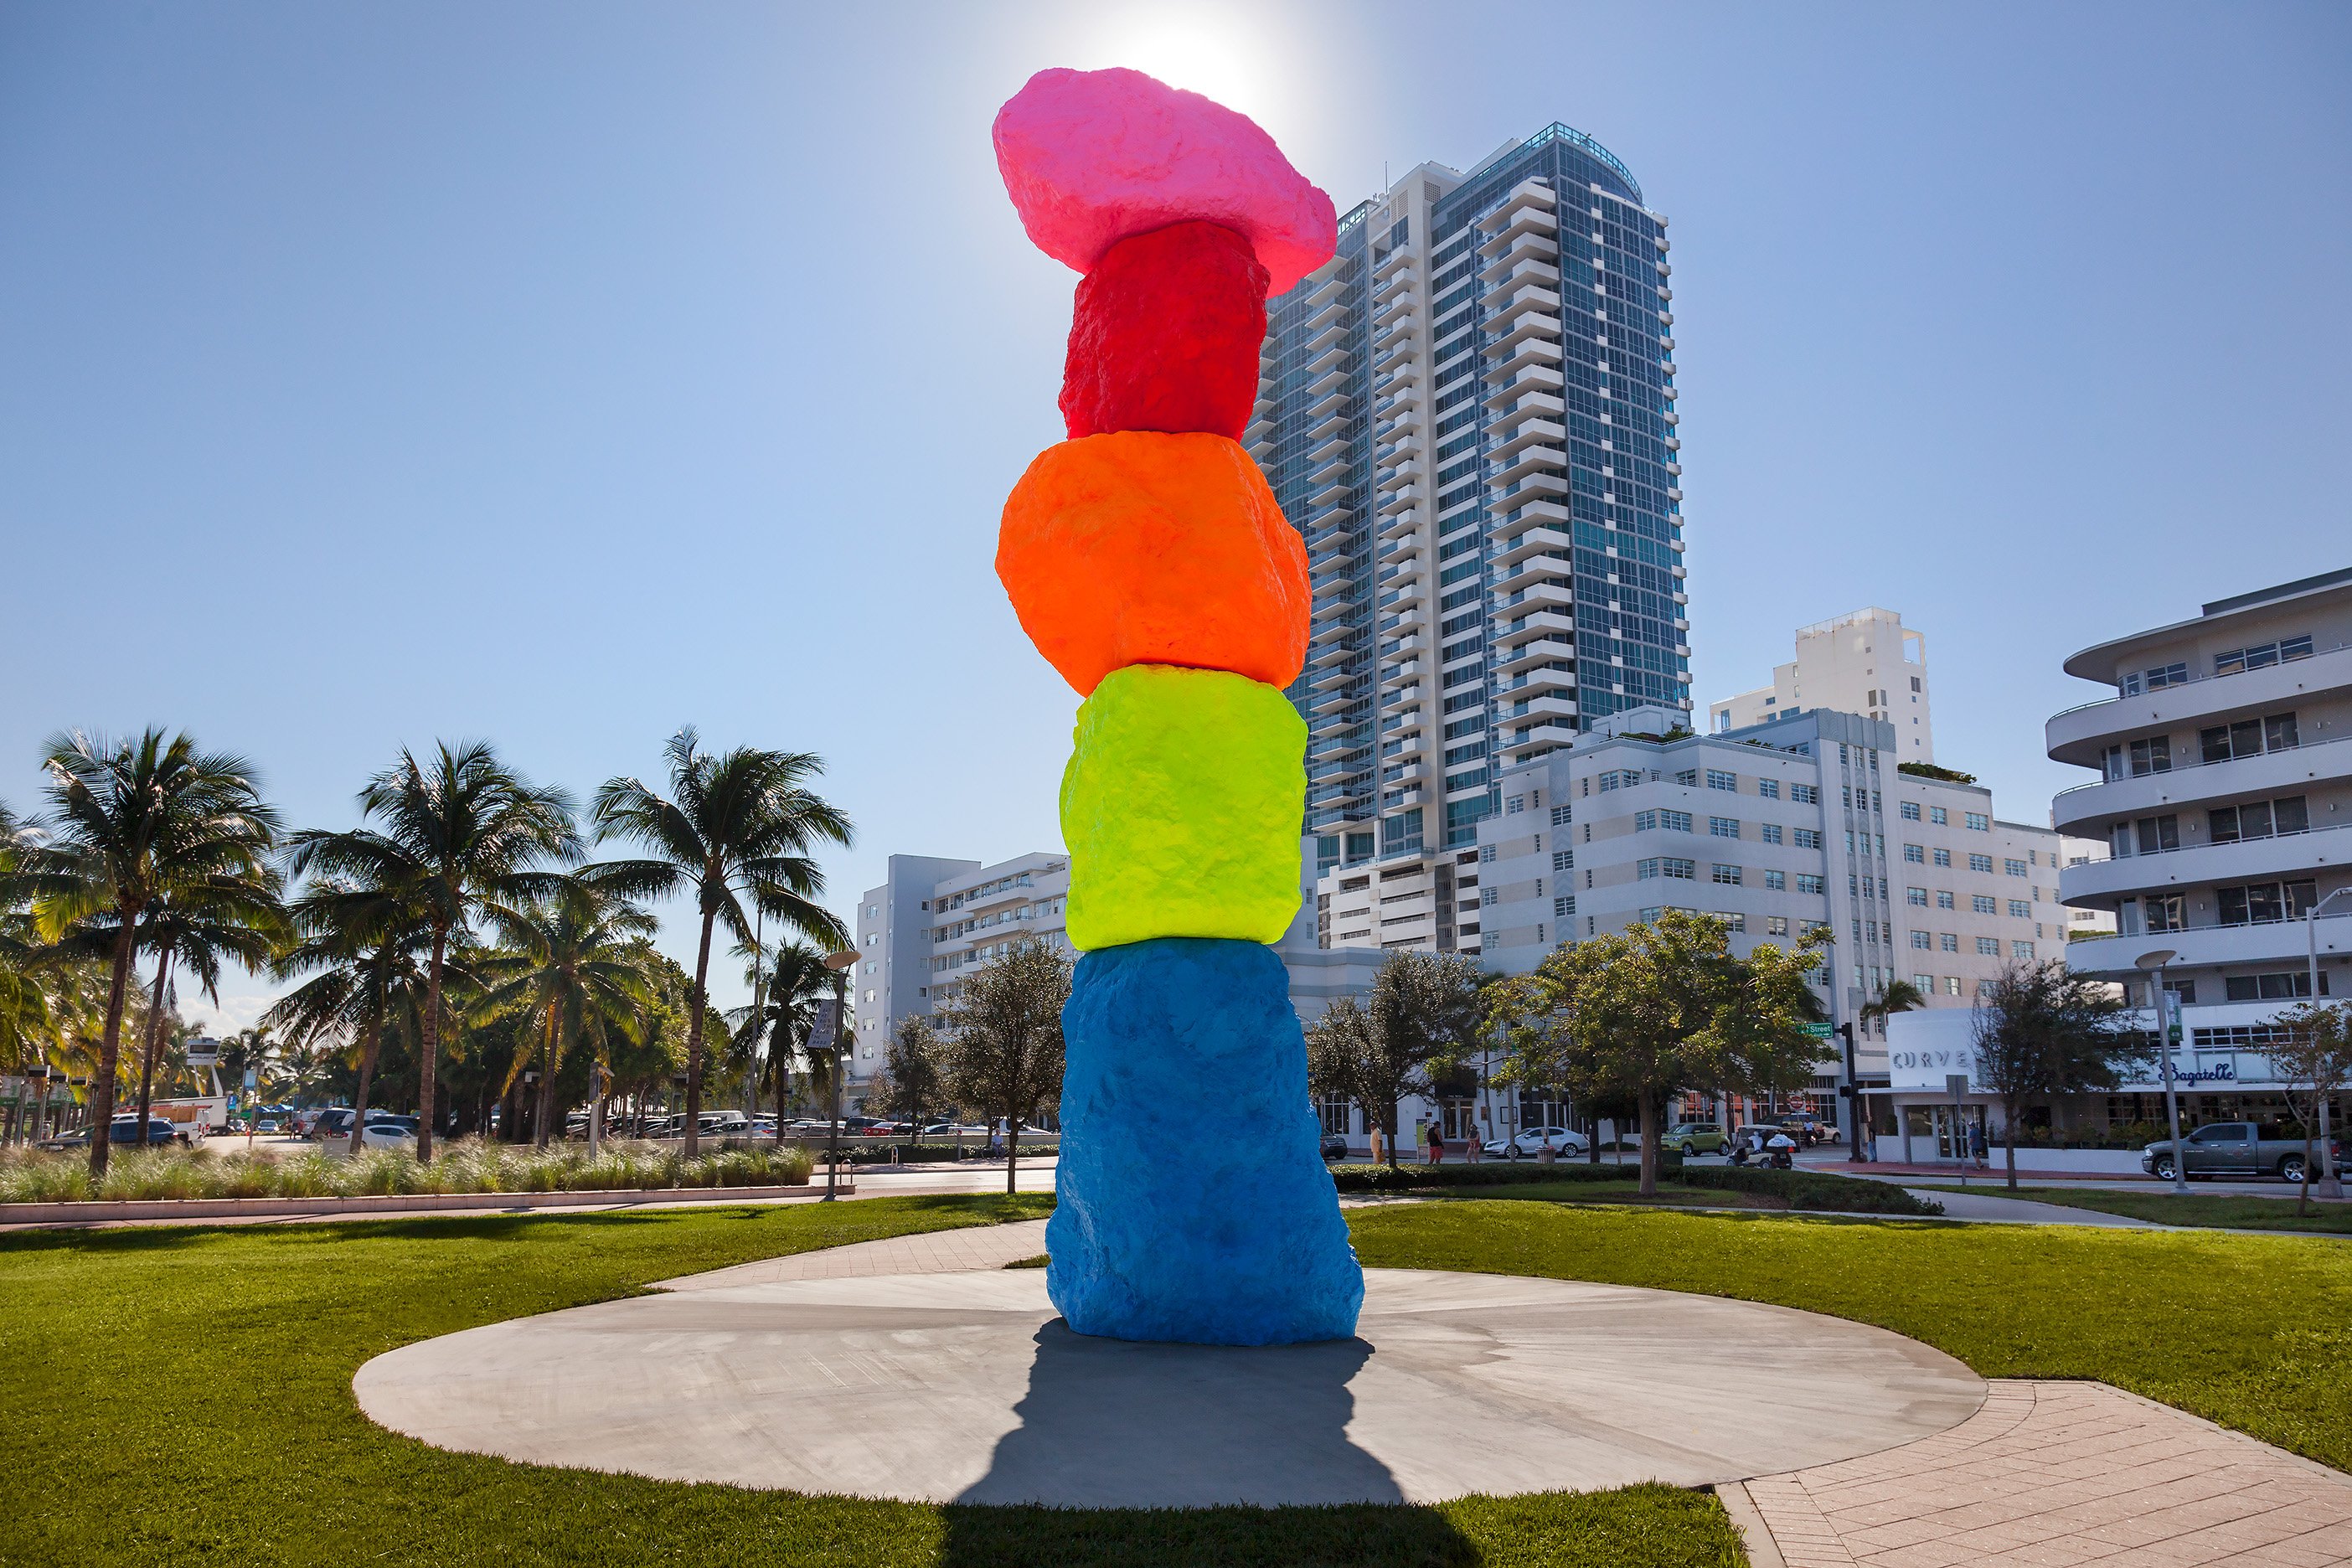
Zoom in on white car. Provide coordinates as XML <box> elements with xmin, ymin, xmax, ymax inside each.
<box><xmin>345</xmin><ymin>1122</ymin><xmax>415</xmax><ymax>1152</ymax></box>
<box><xmin>1482</xmin><ymin>1127</ymin><xmax>1591</xmax><ymax>1160</ymax></box>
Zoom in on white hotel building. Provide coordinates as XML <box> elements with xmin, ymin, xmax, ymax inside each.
<box><xmin>1882</xmin><ymin>569</ymin><xmax>2351</xmax><ymax>1157</ymax></box>
<box><xmin>1459</xmin><ymin>704</ymin><xmax>2067</xmax><ymax>1141</ymax></box>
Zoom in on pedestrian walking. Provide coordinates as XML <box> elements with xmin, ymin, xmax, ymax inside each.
<box><xmin>1427</xmin><ymin>1125</ymin><xmax>1445</xmax><ymax>1164</ymax></box>
<box><xmin>1968</xmin><ymin>1121</ymin><xmax>1988</xmax><ymax>1170</ymax></box>
<box><xmin>1465</xmin><ymin>1122</ymin><xmax>1483</xmax><ymax>1164</ymax></box>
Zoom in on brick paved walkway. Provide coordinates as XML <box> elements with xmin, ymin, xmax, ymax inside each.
<box><xmin>1735</xmin><ymin>1380</ymin><xmax>2352</xmax><ymax>1566</ymax></box>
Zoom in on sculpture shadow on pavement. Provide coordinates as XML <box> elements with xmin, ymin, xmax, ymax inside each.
<box><xmin>955</xmin><ymin>1321</ymin><xmax>1399</xmax><ymax>1509</ymax></box>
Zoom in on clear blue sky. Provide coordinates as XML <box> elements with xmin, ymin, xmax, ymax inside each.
<box><xmin>4</xmin><ymin>2</ymin><xmax>2347</xmax><ymax>1031</ymax></box>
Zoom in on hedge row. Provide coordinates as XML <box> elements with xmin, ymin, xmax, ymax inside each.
<box><xmin>1327</xmin><ymin>1158</ymin><xmax>1942</xmax><ymax>1217</ymax></box>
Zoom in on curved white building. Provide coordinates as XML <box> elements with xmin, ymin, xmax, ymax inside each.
<box><xmin>2050</xmin><ymin>568</ymin><xmax>2352</xmax><ymax>1117</ymax></box>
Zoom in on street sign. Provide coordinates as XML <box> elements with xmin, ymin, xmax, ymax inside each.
<box><xmin>1945</xmin><ymin>1073</ymin><xmax>1970</xmax><ymax>1098</ymax></box>
<box><xmin>1801</xmin><ymin>1023</ymin><xmax>1834</xmax><ymax>1038</ymax></box>
<box><xmin>185</xmin><ymin>1038</ymin><xmax>219</xmax><ymax>1069</ymax></box>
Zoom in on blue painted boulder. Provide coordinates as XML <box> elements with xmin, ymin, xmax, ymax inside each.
<box><xmin>1047</xmin><ymin>936</ymin><xmax>1363</xmax><ymax>1344</ymax></box>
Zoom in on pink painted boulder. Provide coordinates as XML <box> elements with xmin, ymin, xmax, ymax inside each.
<box><xmin>993</xmin><ymin>66</ymin><xmax>1338</xmax><ymax>296</ymax></box>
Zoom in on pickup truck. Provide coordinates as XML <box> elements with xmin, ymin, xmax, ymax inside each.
<box><xmin>2142</xmin><ymin>1121</ymin><xmax>2344</xmax><ymax>1184</ymax></box>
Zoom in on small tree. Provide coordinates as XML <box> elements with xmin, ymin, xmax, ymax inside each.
<box><xmin>2269</xmin><ymin>1002</ymin><xmax>2352</xmax><ymax>1215</ymax></box>
<box><xmin>1305</xmin><ymin>949</ymin><xmax>1482</xmax><ymax>1168</ymax></box>
<box><xmin>1970</xmin><ymin>960</ymin><xmax>2140</xmax><ymax>1190</ymax></box>
<box><xmin>869</xmin><ymin>1015</ymin><xmax>946</xmax><ymax>1148</ymax></box>
<box><xmin>1486</xmin><ymin>912</ymin><xmax>1825</xmax><ymax>1194</ymax></box>
<box><xmin>936</xmin><ymin>942</ymin><xmax>1068</xmax><ymax>1194</ymax></box>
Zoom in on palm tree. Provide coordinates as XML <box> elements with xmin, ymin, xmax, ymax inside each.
<box><xmin>125</xmin><ymin>859</ymin><xmax>289</xmax><ymax>1135</ymax></box>
<box><xmin>471</xmin><ymin>876</ymin><xmax>658</xmax><ymax>1148</ymax></box>
<box><xmin>14</xmin><ymin>730</ymin><xmax>280</xmax><ymax>1176</ymax></box>
<box><xmin>266</xmin><ymin>870</ymin><xmax>449</xmax><ymax>1154</ymax></box>
<box><xmin>591</xmin><ymin>729</ymin><xmax>851</xmax><ymax>1157</ymax></box>
<box><xmin>287</xmin><ymin>742</ymin><xmax>578</xmax><ymax>1161</ymax></box>
<box><xmin>728</xmin><ymin>939</ymin><xmax>832</xmax><ymax>1138</ymax></box>
<box><xmin>1859</xmin><ymin>978</ymin><xmax>1928</xmax><ymax>1032</ymax></box>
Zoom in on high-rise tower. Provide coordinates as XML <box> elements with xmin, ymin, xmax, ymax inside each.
<box><xmin>1251</xmin><ymin>123</ymin><xmax>1689</xmax><ymax>952</ymax></box>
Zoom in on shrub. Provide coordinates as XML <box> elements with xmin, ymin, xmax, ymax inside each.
<box><xmin>1328</xmin><ymin>1158</ymin><xmax>1680</xmax><ymax>1194</ymax></box>
<box><xmin>1674</xmin><ymin>1166</ymin><xmax>1942</xmax><ymax>1215</ymax></box>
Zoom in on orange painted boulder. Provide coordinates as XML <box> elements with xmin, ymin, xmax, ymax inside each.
<box><xmin>997</xmin><ymin>431</ymin><xmax>1308</xmax><ymax>696</ymax></box>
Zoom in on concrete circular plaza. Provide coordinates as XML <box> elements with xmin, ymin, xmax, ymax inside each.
<box><xmin>354</xmin><ymin>1240</ymin><xmax>1985</xmax><ymax>1508</ymax></box>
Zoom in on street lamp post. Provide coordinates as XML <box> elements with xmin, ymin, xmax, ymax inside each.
<box><xmin>820</xmin><ymin>950</ymin><xmax>859</xmax><ymax>1201</ymax></box>
<box><xmin>2306</xmin><ymin>888</ymin><xmax>2351</xmax><ymax>1199</ymax></box>
<box><xmin>2137</xmin><ymin>948</ymin><xmax>2189</xmax><ymax>1195</ymax></box>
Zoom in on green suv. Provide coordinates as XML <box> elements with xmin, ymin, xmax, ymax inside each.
<box><xmin>1661</xmin><ymin>1122</ymin><xmax>1726</xmax><ymax>1157</ymax></box>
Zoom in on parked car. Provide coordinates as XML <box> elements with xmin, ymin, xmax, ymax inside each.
<box><xmin>1483</xmin><ymin>1127</ymin><xmax>1590</xmax><ymax>1160</ymax></box>
<box><xmin>311</xmin><ymin>1108</ymin><xmax>412</xmax><ymax>1142</ymax></box>
<box><xmin>1319</xmin><ymin>1132</ymin><xmax>1350</xmax><ymax>1162</ymax></box>
<box><xmin>1659</xmin><ymin>1122</ymin><xmax>1727</xmax><ymax>1157</ymax></box>
<box><xmin>350</xmin><ymin>1122</ymin><xmax>415</xmax><ymax>1152</ymax></box>
<box><xmin>2143</xmin><ymin>1122</ymin><xmax>2342</xmax><ymax>1184</ymax></box>
<box><xmin>37</xmin><ymin>1117</ymin><xmax>185</xmax><ymax>1152</ymax></box>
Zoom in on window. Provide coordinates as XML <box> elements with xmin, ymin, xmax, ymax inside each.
<box><xmin>1791</xmin><ymin>783</ymin><xmax>1818</xmax><ymax>805</ymax></box>
<box><xmin>1758</xmin><ymin>780</ymin><xmax>1781</xmax><ymax>800</ymax></box>
<box><xmin>2116</xmin><ymin>815</ymin><xmax>2179</xmax><ymax>857</ymax></box>
<box><xmin>1550</xmin><ymin>803</ymin><xmax>1572</xmax><ymax>826</ymax></box>
<box><xmin>1674</xmin><ymin>769</ymin><xmax>1698</xmax><ymax>786</ymax></box>
<box><xmin>2002</xmin><ymin>858</ymin><xmax>2024</xmax><ymax>877</ymax></box>
<box><xmin>1551</xmin><ymin>848</ymin><xmax>1574</xmax><ymax>872</ymax></box>
<box><xmin>1706</xmin><ymin>769</ymin><xmax>1736</xmax><ymax>792</ymax></box>
<box><xmin>1942</xmin><ymin>975</ymin><xmax>1963</xmax><ymax>996</ymax></box>
<box><xmin>1903</xmin><ymin>843</ymin><xmax>1924</xmax><ymax>864</ymax></box>
<box><xmin>1910</xmin><ymin>930</ymin><xmax>1932</xmax><ymax>949</ymax></box>
<box><xmin>2223</xmin><ymin>972</ymin><xmax>2328</xmax><ymax>1001</ymax></box>
<box><xmin>2216</xmin><ymin>879</ymin><xmax>2318</xmax><ymax>926</ymax></box>
<box><xmin>1968</xmin><ymin>853</ymin><xmax>1994</xmax><ymax>873</ymax></box>
<box><xmin>1505</xmin><ymin>795</ymin><xmax>1525</xmax><ymax>815</ymax></box>
<box><xmin>1907</xmin><ymin>886</ymin><xmax>1929</xmax><ymax>906</ymax></box>
<box><xmin>2008</xmin><ymin>900</ymin><xmax>2031</xmax><ymax>919</ymax></box>
<box><xmin>1793</xmin><ymin>828</ymin><xmax>1821</xmax><ymax>849</ymax></box>
<box><xmin>1977</xmin><ymin>936</ymin><xmax>2002</xmax><ymax>957</ymax></box>
<box><xmin>1711</xmin><ymin>864</ymin><xmax>1742</xmax><ymax>885</ymax></box>
<box><xmin>2012</xmin><ymin>941</ymin><xmax>2035</xmax><ymax>960</ymax></box>
<box><xmin>1965</xmin><ymin>812</ymin><xmax>1990</xmax><ymax>831</ymax></box>
<box><xmin>2200</xmin><ymin>713</ymin><xmax>2298</xmax><ymax>763</ymax></box>
<box><xmin>2214</xmin><ymin>637</ymin><xmax>2313</xmax><ymax>676</ymax></box>
<box><xmin>1937</xmin><ymin>890</ymin><xmax>1954</xmax><ymax>910</ymax></box>
<box><xmin>1553</xmin><ymin>895</ymin><xmax>1576</xmax><ymax>917</ymax></box>
<box><xmin>1933</xmin><ymin>848</ymin><xmax>1952</xmax><ymax>868</ymax></box>
<box><xmin>2210</xmin><ymin>797</ymin><xmax>2308</xmax><ymax>843</ymax></box>
<box><xmin>1760</xmin><ymin>823</ymin><xmax>1783</xmax><ymax>845</ymax></box>
<box><xmin>1714</xmin><ymin>911</ymin><xmax>1746</xmax><ymax>932</ymax></box>
<box><xmin>1710</xmin><ymin>817</ymin><xmax>1740</xmax><ymax>838</ymax></box>
<box><xmin>1638</xmin><ymin>857</ymin><xmax>1696</xmax><ymax>880</ymax></box>
<box><xmin>1640</xmin><ymin>906</ymin><xmax>1663</xmax><ymax>923</ymax></box>
<box><xmin>1935</xmin><ymin>932</ymin><xmax>1956</xmax><ymax>952</ymax></box>
<box><xmin>1767</xmin><ymin>915</ymin><xmax>1790</xmax><ymax>936</ymax></box>
<box><xmin>1634</xmin><ymin>807</ymin><xmax>1693</xmax><ymax>833</ymax></box>
<box><xmin>1973</xmin><ymin>895</ymin><xmax>1998</xmax><ymax>914</ymax></box>
<box><xmin>1900</xmin><ymin>801</ymin><xmax>1921</xmax><ymax>821</ymax></box>
<box><xmin>2143</xmin><ymin>893</ymin><xmax>2183</xmax><ymax>932</ymax></box>
<box><xmin>1795</xmin><ymin>874</ymin><xmax>1825</xmax><ymax>895</ymax></box>
<box><xmin>1765</xmin><ymin>869</ymin><xmax>1787</xmax><ymax>890</ymax></box>
<box><xmin>1929</xmin><ymin>806</ymin><xmax>1947</xmax><ymax>825</ymax></box>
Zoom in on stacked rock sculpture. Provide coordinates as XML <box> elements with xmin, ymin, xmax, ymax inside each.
<box><xmin>992</xmin><ymin>67</ymin><xmax>1364</xmax><ymax>1345</ymax></box>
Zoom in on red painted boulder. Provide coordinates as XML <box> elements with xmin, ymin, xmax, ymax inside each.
<box><xmin>1060</xmin><ymin>220</ymin><xmax>1268</xmax><ymax>441</ymax></box>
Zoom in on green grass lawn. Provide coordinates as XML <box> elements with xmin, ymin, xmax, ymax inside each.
<box><xmin>0</xmin><ymin>1196</ymin><xmax>1741</xmax><ymax>1568</ymax></box>
<box><xmin>1433</xmin><ymin>1180</ymin><xmax>1776</xmax><ymax>1209</ymax></box>
<box><xmin>1986</xmin><ymin>1184</ymin><xmax>2352</xmax><ymax>1235</ymax></box>
<box><xmin>1350</xmin><ymin>1202</ymin><xmax>2352</xmax><ymax>1473</ymax></box>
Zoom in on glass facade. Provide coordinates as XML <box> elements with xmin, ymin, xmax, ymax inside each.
<box><xmin>1259</xmin><ymin>122</ymin><xmax>1689</xmax><ymax>869</ymax></box>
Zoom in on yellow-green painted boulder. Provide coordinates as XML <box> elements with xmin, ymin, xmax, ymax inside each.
<box><xmin>1060</xmin><ymin>663</ymin><xmax>1304</xmax><ymax>950</ymax></box>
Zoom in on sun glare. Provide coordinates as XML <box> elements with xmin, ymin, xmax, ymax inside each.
<box><xmin>1084</xmin><ymin>10</ymin><xmax>1277</xmax><ymax>122</ymax></box>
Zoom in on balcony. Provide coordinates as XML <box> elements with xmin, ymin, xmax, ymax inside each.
<box><xmin>2059</xmin><ymin>821</ymin><xmax>2352</xmax><ymax>905</ymax></box>
<box><xmin>1480</xmin><ymin>236</ymin><xmax>1559</xmax><ymax>284</ymax></box>
<box><xmin>1493</xmin><ymin>335</ymin><xmax>1564</xmax><ymax>377</ymax></box>
<box><xmin>2065</xmin><ymin>915</ymin><xmax>2352</xmax><ymax>979</ymax></box>
<box><xmin>1489</xmin><ymin>415</ymin><xmax>1567</xmax><ymax>461</ymax></box>
<box><xmin>2045</xmin><ymin>641</ymin><xmax>2352</xmax><ymax>764</ymax></box>
<box><xmin>2049</xmin><ymin>730</ymin><xmax>2352</xmax><ymax>834</ymax></box>
<box><xmin>1484</xmin><ymin>364</ymin><xmax>1565</xmax><ymax>406</ymax></box>
<box><xmin>1493</xmin><ymin>524</ymin><xmax>1575</xmax><ymax>568</ymax></box>
<box><xmin>1488</xmin><ymin>445</ymin><xmax>1566</xmax><ymax>490</ymax></box>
